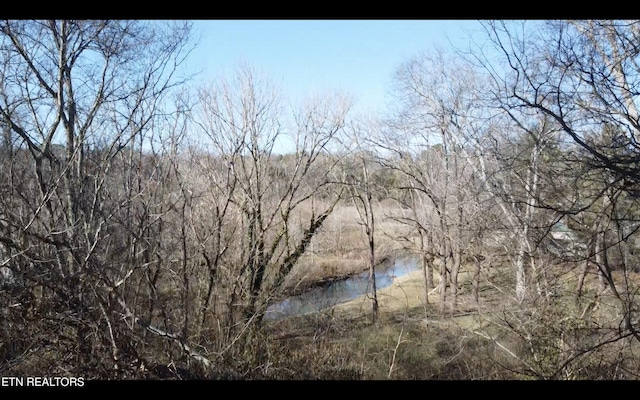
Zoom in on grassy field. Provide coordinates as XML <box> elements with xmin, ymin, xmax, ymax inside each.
<box><xmin>259</xmin><ymin>251</ymin><xmax>640</xmax><ymax>380</ymax></box>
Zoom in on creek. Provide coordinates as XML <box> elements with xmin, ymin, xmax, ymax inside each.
<box><xmin>264</xmin><ymin>257</ymin><xmax>420</xmax><ymax>321</ymax></box>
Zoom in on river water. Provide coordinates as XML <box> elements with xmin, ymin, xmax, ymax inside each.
<box><xmin>264</xmin><ymin>257</ymin><xmax>420</xmax><ymax>321</ymax></box>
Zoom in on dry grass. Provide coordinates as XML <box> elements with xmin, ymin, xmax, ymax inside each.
<box><xmin>329</xmin><ymin>267</ymin><xmax>482</xmax><ymax>319</ymax></box>
<box><xmin>260</xmin><ymin>201</ymin><xmax>640</xmax><ymax>379</ymax></box>
<box><xmin>259</xmin><ymin>257</ymin><xmax>640</xmax><ymax>379</ymax></box>
<box><xmin>283</xmin><ymin>203</ymin><xmax>413</xmax><ymax>293</ymax></box>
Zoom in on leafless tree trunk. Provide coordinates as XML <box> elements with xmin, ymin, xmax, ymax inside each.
<box><xmin>348</xmin><ymin>156</ymin><xmax>379</xmax><ymax>324</ymax></box>
<box><xmin>0</xmin><ymin>20</ymin><xmax>197</xmax><ymax>376</ymax></box>
<box><xmin>192</xmin><ymin>64</ymin><xmax>352</xmax><ymax>345</ymax></box>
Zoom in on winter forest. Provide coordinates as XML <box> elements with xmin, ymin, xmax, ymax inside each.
<box><xmin>2</xmin><ymin>20</ymin><xmax>640</xmax><ymax>379</ymax></box>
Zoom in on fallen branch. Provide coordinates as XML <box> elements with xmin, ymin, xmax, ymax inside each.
<box><xmin>115</xmin><ymin>297</ymin><xmax>212</xmax><ymax>370</ymax></box>
<box><xmin>388</xmin><ymin>326</ymin><xmax>405</xmax><ymax>378</ymax></box>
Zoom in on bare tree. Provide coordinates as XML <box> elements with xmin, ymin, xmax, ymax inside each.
<box><xmin>190</xmin><ymin>64</ymin><xmax>352</xmax><ymax>351</ymax></box>
<box><xmin>382</xmin><ymin>49</ymin><xmax>489</xmax><ymax>312</ymax></box>
<box><xmin>342</xmin><ymin>118</ymin><xmax>382</xmax><ymax>324</ymax></box>
<box><xmin>348</xmin><ymin>156</ymin><xmax>380</xmax><ymax>323</ymax></box>
<box><xmin>472</xmin><ymin>19</ymin><xmax>640</xmax><ymax>339</ymax></box>
<box><xmin>0</xmin><ymin>20</ymin><xmax>196</xmax><ymax>377</ymax></box>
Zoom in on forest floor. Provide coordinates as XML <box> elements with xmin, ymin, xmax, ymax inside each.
<box><xmin>261</xmin><ymin>257</ymin><xmax>640</xmax><ymax>379</ymax></box>
<box><xmin>256</xmin><ymin>204</ymin><xmax>640</xmax><ymax>379</ymax></box>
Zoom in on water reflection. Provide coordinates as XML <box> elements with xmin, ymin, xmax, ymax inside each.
<box><xmin>264</xmin><ymin>257</ymin><xmax>419</xmax><ymax>321</ymax></box>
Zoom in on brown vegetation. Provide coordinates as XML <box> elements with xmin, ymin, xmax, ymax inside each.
<box><xmin>3</xmin><ymin>19</ymin><xmax>640</xmax><ymax>380</ymax></box>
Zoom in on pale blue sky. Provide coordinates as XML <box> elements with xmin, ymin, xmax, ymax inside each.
<box><xmin>184</xmin><ymin>20</ymin><xmax>483</xmax><ymax>113</ymax></box>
